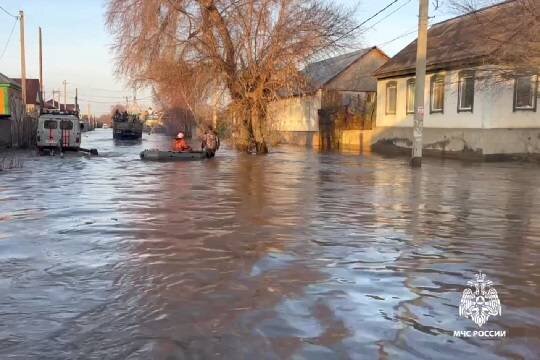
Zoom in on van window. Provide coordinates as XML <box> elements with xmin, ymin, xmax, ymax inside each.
<box><xmin>60</xmin><ymin>120</ymin><xmax>74</xmax><ymax>130</ymax></box>
<box><xmin>44</xmin><ymin>120</ymin><xmax>58</xmax><ymax>129</ymax></box>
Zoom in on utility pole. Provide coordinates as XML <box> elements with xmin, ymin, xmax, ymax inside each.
<box><xmin>19</xmin><ymin>10</ymin><xmax>27</xmax><ymax>107</ymax></box>
<box><xmin>39</xmin><ymin>27</ymin><xmax>43</xmax><ymax>102</ymax></box>
<box><xmin>411</xmin><ymin>0</ymin><xmax>429</xmax><ymax>168</ymax></box>
<box><xmin>52</xmin><ymin>89</ymin><xmax>60</xmax><ymax>109</ymax></box>
<box><xmin>63</xmin><ymin>80</ymin><xmax>67</xmax><ymax>112</ymax></box>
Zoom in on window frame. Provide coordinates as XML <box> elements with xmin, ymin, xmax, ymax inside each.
<box><xmin>430</xmin><ymin>74</ymin><xmax>445</xmax><ymax>114</ymax></box>
<box><xmin>385</xmin><ymin>81</ymin><xmax>397</xmax><ymax>115</ymax></box>
<box><xmin>406</xmin><ymin>78</ymin><xmax>416</xmax><ymax>114</ymax></box>
<box><xmin>60</xmin><ymin>120</ymin><xmax>74</xmax><ymax>130</ymax></box>
<box><xmin>457</xmin><ymin>70</ymin><xmax>475</xmax><ymax>113</ymax></box>
<box><xmin>44</xmin><ymin>120</ymin><xmax>58</xmax><ymax>129</ymax></box>
<box><xmin>513</xmin><ymin>74</ymin><xmax>538</xmax><ymax>112</ymax></box>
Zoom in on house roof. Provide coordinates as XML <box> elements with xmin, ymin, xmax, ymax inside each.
<box><xmin>0</xmin><ymin>72</ymin><xmax>21</xmax><ymax>89</ymax></box>
<box><xmin>12</xmin><ymin>78</ymin><xmax>41</xmax><ymax>104</ymax></box>
<box><xmin>374</xmin><ymin>0</ymin><xmax>532</xmax><ymax>78</ymax></box>
<box><xmin>303</xmin><ymin>47</ymin><xmax>379</xmax><ymax>90</ymax></box>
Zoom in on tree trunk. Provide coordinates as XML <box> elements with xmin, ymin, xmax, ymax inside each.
<box><xmin>250</xmin><ymin>100</ymin><xmax>268</xmax><ymax>154</ymax></box>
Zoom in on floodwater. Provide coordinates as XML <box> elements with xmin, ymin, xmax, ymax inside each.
<box><xmin>1</xmin><ymin>129</ymin><xmax>540</xmax><ymax>359</ymax></box>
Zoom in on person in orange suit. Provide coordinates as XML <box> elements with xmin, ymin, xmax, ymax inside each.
<box><xmin>173</xmin><ymin>132</ymin><xmax>191</xmax><ymax>152</ymax></box>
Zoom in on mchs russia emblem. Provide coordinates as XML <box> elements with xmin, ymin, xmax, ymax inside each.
<box><xmin>459</xmin><ymin>272</ymin><xmax>501</xmax><ymax>327</ymax></box>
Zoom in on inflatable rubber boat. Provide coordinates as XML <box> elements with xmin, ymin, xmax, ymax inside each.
<box><xmin>140</xmin><ymin>149</ymin><xmax>207</xmax><ymax>161</ymax></box>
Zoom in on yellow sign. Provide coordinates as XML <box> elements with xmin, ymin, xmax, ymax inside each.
<box><xmin>0</xmin><ymin>86</ymin><xmax>10</xmax><ymax>116</ymax></box>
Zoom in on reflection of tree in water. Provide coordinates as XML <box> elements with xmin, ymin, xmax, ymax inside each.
<box><xmin>116</xmin><ymin>152</ymin><xmax>351</xmax><ymax>358</ymax></box>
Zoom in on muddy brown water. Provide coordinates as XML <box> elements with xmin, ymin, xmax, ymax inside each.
<box><xmin>1</xmin><ymin>129</ymin><xmax>539</xmax><ymax>359</ymax></box>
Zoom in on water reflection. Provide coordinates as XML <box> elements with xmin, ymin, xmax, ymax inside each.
<box><xmin>0</xmin><ymin>129</ymin><xmax>539</xmax><ymax>359</ymax></box>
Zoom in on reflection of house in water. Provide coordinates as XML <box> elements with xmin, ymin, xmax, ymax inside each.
<box><xmin>373</xmin><ymin>1</ymin><xmax>540</xmax><ymax>160</ymax></box>
<box><xmin>270</xmin><ymin>47</ymin><xmax>389</xmax><ymax>150</ymax></box>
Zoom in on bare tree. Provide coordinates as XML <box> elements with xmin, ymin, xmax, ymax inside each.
<box><xmin>148</xmin><ymin>60</ymin><xmax>215</xmax><ymax>136</ymax></box>
<box><xmin>106</xmin><ymin>0</ymin><xmax>357</xmax><ymax>153</ymax></box>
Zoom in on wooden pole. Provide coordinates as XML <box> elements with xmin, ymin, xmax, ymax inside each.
<box><xmin>39</xmin><ymin>27</ymin><xmax>43</xmax><ymax>102</ymax></box>
<box><xmin>19</xmin><ymin>11</ymin><xmax>27</xmax><ymax>107</ymax></box>
<box><xmin>63</xmin><ymin>80</ymin><xmax>67</xmax><ymax>112</ymax></box>
<box><xmin>411</xmin><ymin>0</ymin><xmax>429</xmax><ymax>168</ymax></box>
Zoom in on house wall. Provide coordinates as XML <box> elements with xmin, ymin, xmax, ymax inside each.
<box><xmin>0</xmin><ymin>86</ymin><xmax>24</xmax><ymax>148</ymax></box>
<box><xmin>326</xmin><ymin>48</ymin><xmax>389</xmax><ymax>92</ymax></box>
<box><xmin>270</xmin><ymin>91</ymin><xmax>321</xmax><ymax>132</ymax></box>
<box><xmin>374</xmin><ymin>67</ymin><xmax>540</xmax><ymax>157</ymax></box>
<box><xmin>270</xmin><ymin>48</ymin><xmax>389</xmax><ymax>149</ymax></box>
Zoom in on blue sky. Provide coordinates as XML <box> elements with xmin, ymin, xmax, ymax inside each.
<box><xmin>0</xmin><ymin>0</ymin><xmax>452</xmax><ymax>115</ymax></box>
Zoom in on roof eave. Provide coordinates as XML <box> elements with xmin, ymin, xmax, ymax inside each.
<box><xmin>375</xmin><ymin>56</ymin><xmax>491</xmax><ymax>79</ymax></box>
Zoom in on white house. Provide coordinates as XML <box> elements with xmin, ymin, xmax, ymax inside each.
<box><xmin>270</xmin><ymin>47</ymin><xmax>389</xmax><ymax>148</ymax></box>
<box><xmin>373</xmin><ymin>0</ymin><xmax>539</xmax><ymax>160</ymax></box>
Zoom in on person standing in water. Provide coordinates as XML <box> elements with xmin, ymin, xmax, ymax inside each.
<box><xmin>201</xmin><ymin>125</ymin><xmax>220</xmax><ymax>158</ymax></box>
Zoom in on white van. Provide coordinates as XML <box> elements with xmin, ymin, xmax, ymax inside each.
<box><xmin>36</xmin><ymin>112</ymin><xmax>83</xmax><ymax>151</ymax></box>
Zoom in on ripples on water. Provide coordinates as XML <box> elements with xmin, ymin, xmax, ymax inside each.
<box><xmin>1</xmin><ymin>129</ymin><xmax>539</xmax><ymax>359</ymax></box>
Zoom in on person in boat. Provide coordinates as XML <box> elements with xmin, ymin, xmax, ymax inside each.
<box><xmin>173</xmin><ymin>131</ymin><xmax>191</xmax><ymax>152</ymax></box>
<box><xmin>201</xmin><ymin>125</ymin><xmax>219</xmax><ymax>158</ymax></box>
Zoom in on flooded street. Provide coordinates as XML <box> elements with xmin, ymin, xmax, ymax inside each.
<box><xmin>1</xmin><ymin>129</ymin><xmax>540</xmax><ymax>359</ymax></box>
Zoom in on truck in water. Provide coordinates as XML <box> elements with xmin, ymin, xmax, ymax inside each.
<box><xmin>112</xmin><ymin>110</ymin><xmax>143</xmax><ymax>140</ymax></box>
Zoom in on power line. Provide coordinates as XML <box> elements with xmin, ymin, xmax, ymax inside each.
<box><xmin>377</xmin><ymin>28</ymin><xmax>418</xmax><ymax>47</ymax></box>
<box><xmin>0</xmin><ymin>4</ymin><xmax>17</xmax><ymax>19</ymax></box>
<box><xmin>0</xmin><ymin>17</ymin><xmax>18</xmax><ymax>62</ymax></box>
<box><xmin>69</xmin><ymin>83</ymin><xmax>137</xmax><ymax>93</ymax></box>
<box><xmin>78</xmin><ymin>97</ymin><xmax>153</xmax><ymax>104</ymax></box>
<box><xmin>365</xmin><ymin>0</ymin><xmax>413</xmax><ymax>31</ymax></box>
<box><xmin>356</xmin><ymin>0</ymin><xmax>401</xmax><ymax>30</ymax></box>
<box><xmin>332</xmin><ymin>0</ymin><xmax>401</xmax><ymax>45</ymax></box>
<box><xmin>375</xmin><ymin>14</ymin><xmax>442</xmax><ymax>48</ymax></box>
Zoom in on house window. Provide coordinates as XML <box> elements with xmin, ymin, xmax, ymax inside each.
<box><xmin>430</xmin><ymin>74</ymin><xmax>445</xmax><ymax>113</ymax></box>
<box><xmin>514</xmin><ymin>75</ymin><xmax>538</xmax><ymax>111</ymax></box>
<box><xmin>386</xmin><ymin>81</ymin><xmax>397</xmax><ymax>115</ymax></box>
<box><xmin>406</xmin><ymin>78</ymin><xmax>415</xmax><ymax>114</ymax></box>
<box><xmin>458</xmin><ymin>71</ymin><xmax>475</xmax><ymax>112</ymax></box>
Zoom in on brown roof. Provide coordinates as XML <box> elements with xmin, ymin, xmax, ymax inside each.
<box><xmin>303</xmin><ymin>48</ymin><xmax>373</xmax><ymax>89</ymax></box>
<box><xmin>280</xmin><ymin>47</ymin><xmax>388</xmax><ymax>96</ymax></box>
<box><xmin>0</xmin><ymin>73</ymin><xmax>21</xmax><ymax>89</ymax></box>
<box><xmin>375</xmin><ymin>0</ymin><xmax>534</xmax><ymax>78</ymax></box>
<box><xmin>12</xmin><ymin>78</ymin><xmax>42</xmax><ymax>104</ymax></box>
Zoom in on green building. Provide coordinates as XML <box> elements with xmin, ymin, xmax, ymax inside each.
<box><xmin>0</xmin><ymin>72</ymin><xmax>24</xmax><ymax>148</ymax></box>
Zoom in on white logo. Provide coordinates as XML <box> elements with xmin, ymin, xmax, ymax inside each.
<box><xmin>459</xmin><ymin>272</ymin><xmax>501</xmax><ymax>327</ymax></box>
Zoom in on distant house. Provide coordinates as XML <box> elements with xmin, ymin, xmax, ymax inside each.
<box><xmin>45</xmin><ymin>99</ymin><xmax>79</xmax><ymax>113</ymax></box>
<box><xmin>12</xmin><ymin>78</ymin><xmax>42</xmax><ymax>116</ymax></box>
<box><xmin>0</xmin><ymin>72</ymin><xmax>24</xmax><ymax>148</ymax></box>
<box><xmin>373</xmin><ymin>1</ymin><xmax>540</xmax><ymax>159</ymax></box>
<box><xmin>270</xmin><ymin>47</ymin><xmax>389</xmax><ymax>148</ymax></box>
